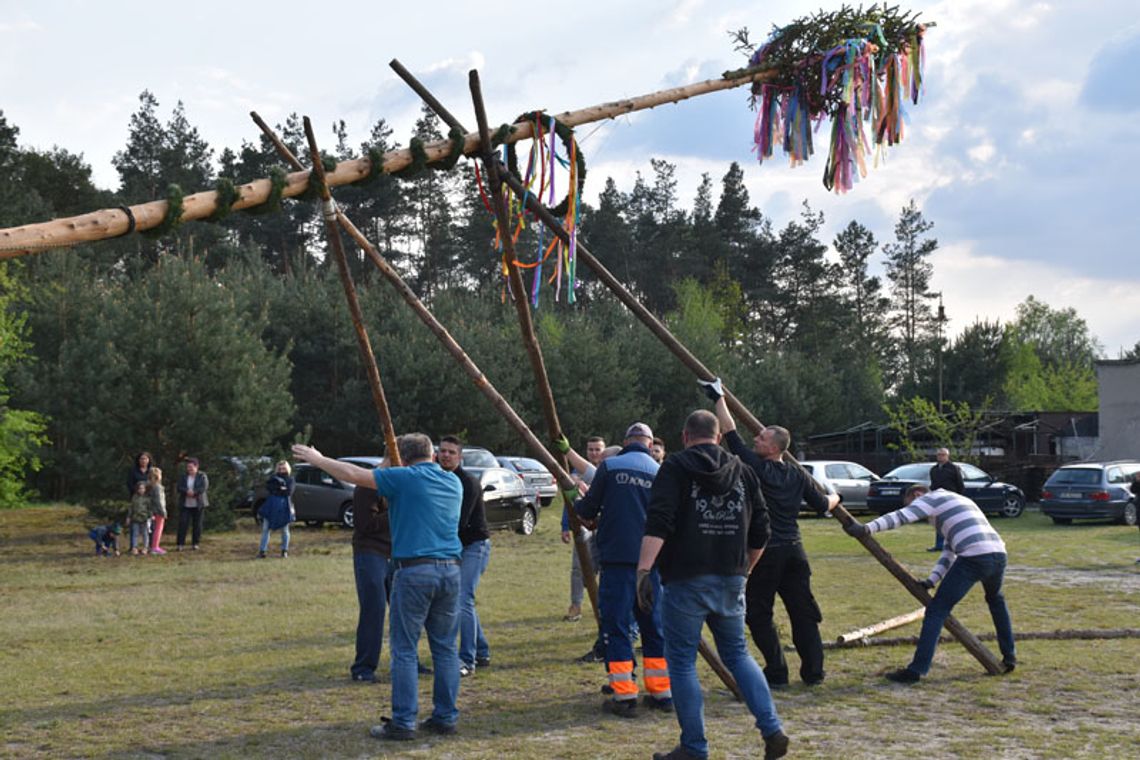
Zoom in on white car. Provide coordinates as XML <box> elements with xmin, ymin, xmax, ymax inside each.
<box><xmin>798</xmin><ymin>460</ymin><xmax>880</xmax><ymax>512</ymax></box>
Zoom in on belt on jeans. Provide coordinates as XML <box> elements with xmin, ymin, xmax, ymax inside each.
<box><xmin>392</xmin><ymin>557</ymin><xmax>460</xmax><ymax>569</ymax></box>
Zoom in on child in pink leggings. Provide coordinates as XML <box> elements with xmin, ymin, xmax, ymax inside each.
<box><xmin>149</xmin><ymin>467</ymin><xmax>168</xmax><ymax>555</ymax></box>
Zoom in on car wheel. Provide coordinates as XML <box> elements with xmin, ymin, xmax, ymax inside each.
<box><xmin>1000</xmin><ymin>494</ymin><xmax>1025</xmax><ymax>518</ymax></box>
<box><xmin>1119</xmin><ymin>501</ymin><xmax>1138</xmax><ymax>527</ymax></box>
<box><xmin>517</xmin><ymin>505</ymin><xmax>537</xmax><ymax>536</ymax></box>
<box><xmin>304</xmin><ymin>520</ymin><xmax>323</xmax><ymax>528</ymax></box>
<box><xmin>1051</xmin><ymin>517</ymin><xmax>1072</xmax><ymax>525</ymax></box>
<box><xmin>340</xmin><ymin>501</ymin><xmax>355</xmax><ymax>529</ymax></box>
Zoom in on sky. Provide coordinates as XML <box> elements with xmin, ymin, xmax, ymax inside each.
<box><xmin>2</xmin><ymin>0</ymin><xmax>1138</xmax><ymax>354</ymax></box>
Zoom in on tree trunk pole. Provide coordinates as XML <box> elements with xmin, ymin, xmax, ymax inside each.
<box><xmin>836</xmin><ymin>608</ymin><xmax>925</xmax><ymax>644</ymax></box>
<box><xmin>465</xmin><ymin>70</ymin><xmax>603</xmax><ymax>630</ymax></box>
<box><xmin>0</xmin><ymin>69</ymin><xmax>778</xmax><ymax>256</ymax></box>
<box><xmin>251</xmin><ymin>112</ymin><xmax>402</xmax><ymax>467</ymax></box>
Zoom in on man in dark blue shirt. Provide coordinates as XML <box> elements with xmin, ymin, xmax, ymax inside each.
<box><xmin>700</xmin><ymin>379</ymin><xmax>838</xmax><ymax>687</ymax></box>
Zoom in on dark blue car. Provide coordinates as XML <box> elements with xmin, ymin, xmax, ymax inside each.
<box><xmin>1040</xmin><ymin>462</ymin><xmax>1140</xmax><ymax>525</ymax></box>
<box><xmin>866</xmin><ymin>462</ymin><xmax>1025</xmax><ymax>518</ymax></box>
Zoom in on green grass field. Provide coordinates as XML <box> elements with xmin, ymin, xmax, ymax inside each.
<box><xmin>1</xmin><ymin>505</ymin><xmax>1137</xmax><ymax>759</ymax></box>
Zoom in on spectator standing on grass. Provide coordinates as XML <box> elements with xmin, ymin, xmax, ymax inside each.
<box><xmin>148</xmin><ymin>467</ymin><xmax>168</xmax><ymax>555</ymax></box>
<box><xmin>844</xmin><ymin>484</ymin><xmax>1017</xmax><ymax>682</ymax></box>
<box><xmin>293</xmin><ymin>435</ymin><xmax>463</xmax><ymax>741</ymax></box>
<box><xmin>175</xmin><ymin>458</ymin><xmax>209</xmax><ymax>551</ymax></box>
<box><xmin>638</xmin><ymin>408</ymin><xmax>788</xmax><ymax>760</ymax></box>
<box><xmin>1130</xmin><ymin>472</ymin><xmax>1140</xmax><ymax>563</ymax></box>
<box><xmin>575</xmin><ymin>422</ymin><xmax>672</xmax><ymax>717</ymax></box>
<box><xmin>702</xmin><ymin>378</ymin><xmax>839</xmax><ymax>688</ymax></box>
<box><xmin>928</xmin><ymin>448</ymin><xmax>965</xmax><ymax>552</ymax></box>
<box><xmin>127</xmin><ymin>451</ymin><xmax>153</xmax><ymax>497</ymax></box>
<box><xmin>258</xmin><ymin>461</ymin><xmax>295</xmax><ymax>559</ymax></box>
<box><xmin>650</xmin><ymin>437</ymin><xmax>666</xmax><ymax>464</ymax></box>
<box><xmin>127</xmin><ymin>480</ymin><xmax>152</xmax><ymax>555</ymax></box>
<box><xmin>437</xmin><ymin>435</ymin><xmax>492</xmax><ymax>677</ymax></box>
<box><xmin>351</xmin><ymin>483</ymin><xmax>392</xmax><ymax>683</ymax></box>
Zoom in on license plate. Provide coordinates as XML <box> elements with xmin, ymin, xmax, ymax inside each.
<box><xmin>878</xmin><ymin>488</ymin><xmax>901</xmax><ymax>496</ymax></box>
<box><xmin>1060</xmin><ymin>492</ymin><xmax>1080</xmax><ymax>499</ymax></box>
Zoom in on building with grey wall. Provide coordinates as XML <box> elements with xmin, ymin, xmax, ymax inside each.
<box><xmin>1094</xmin><ymin>359</ymin><xmax>1140</xmax><ymax>460</ymax></box>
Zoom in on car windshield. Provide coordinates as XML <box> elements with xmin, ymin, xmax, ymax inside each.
<box><xmin>1046</xmin><ymin>468</ymin><xmax>1102</xmax><ymax>486</ymax></box>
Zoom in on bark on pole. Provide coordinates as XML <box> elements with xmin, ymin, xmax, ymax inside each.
<box><xmin>0</xmin><ymin>69</ymin><xmax>777</xmax><ymax>257</ymax></box>
<box><xmin>251</xmin><ymin>112</ymin><xmax>402</xmax><ymax>467</ymax></box>
<box><xmin>465</xmin><ymin>69</ymin><xmax>603</xmax><ymax>630</ymax></box>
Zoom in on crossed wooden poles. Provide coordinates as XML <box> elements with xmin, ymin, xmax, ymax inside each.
<box><xmin>0</xmin><ymin>60</ymin><xmax>1005</xmax><ymax>682</ymax></box>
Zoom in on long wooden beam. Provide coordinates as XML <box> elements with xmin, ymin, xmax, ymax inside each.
<box><xmin>0</xmin><ymin>68</ymin><xmax>776</xmax><ymax>257</ymax></box>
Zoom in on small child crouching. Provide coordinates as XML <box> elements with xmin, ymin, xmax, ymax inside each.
<box><xmin>90</xmin><ymin>522</ymin><xmax>122</xmax><ymax>557</ymax></box>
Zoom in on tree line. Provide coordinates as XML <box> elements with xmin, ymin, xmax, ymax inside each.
<box><xmin>0</xmin><ymin>94</ymin><xmax>1122</xmax><ymax>509</ymax></box>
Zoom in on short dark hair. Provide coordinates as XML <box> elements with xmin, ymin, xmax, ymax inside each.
<box><xmin>185</xmin><ymin>457</ymin><xmax>200</xmax><ymax>467</ymax></box>
<box><xmin>684</xmin><ymin>410</ymin><xmax>719</xmax><ymax>440</ymax></box>
<box><xmin>905</xmin><ymin>484</ymin><xmax>930</xmax><ymax>502</ymax></box>
<box><xmin>652</xmin><ymin>437</ymin><xmax>664</xmax><ymax>448</ymax></box>
<box><xmin>586</xmin><ymin>436</ymin><xmax>605</xmax><ymax>445</ymax></box>
<box><xmin>765</xmin><ymin>426</ymin><xmax>790</xmax><ymax>454</ymax></box>
<box><xmin>440</xmin><ymin>435</ymin><xmax>463</xmax><ymax>450</ymax></box>
<box><xmin>397</xmin><ymin>433</ymin><xmax>433</xmax><ymax>463</ymax></box>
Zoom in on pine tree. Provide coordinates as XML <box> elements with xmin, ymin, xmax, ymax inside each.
<box><xmin>883</xmin><ymin>200</ymin><xmax>938</xmax><ymax>394</ymax></box>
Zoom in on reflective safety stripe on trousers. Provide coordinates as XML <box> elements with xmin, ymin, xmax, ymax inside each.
<box><xmin>607</xmin><ymin>660</ymin><xmax>638</xmax><ymax>700</ymax></box>
<box><xmin>642</xmin><ymin>656</ymin><xmax>672</xmax><ymax>699</ymax></box>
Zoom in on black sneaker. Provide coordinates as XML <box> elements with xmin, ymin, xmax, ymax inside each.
<box><xmin>417</xmin><ymin>663</ymin><xmax>433</xmax><ymax>675</ymax></box>
<box><xmin>418</xmin><ymin>717</ymin><xmax>457</xmax><ymax>735</ymax></box>
<box><xmin>370</xmin><ymin>720</ymin><xmax>415</xmax><ymax>741</ymax></box>
<box><xmin>763</xmin><ymin>730</ymin><xmax>790</xmax><ymax>759</ymax></box>
<box><xmin>885</xmin><ymin>667</ymin><xmax>921</xmax><ymax>683</ymax></box>
<box><xmin>459</xmin><ymin>663</ymin><xmax>474</xmax><ymax>678</ymax></box>
<box><xmin>577</xmin><ymin>649</ymin><xmax>605</xmax><ymax>664</ymax></box>
<box><xmin>351</xmin><ymin>672</ymin><xmax>376</xmax><ymax>683</ymax></box>
<box><xmin>1002</xmin><ymin>658</ymin><xmax>1016</xmax><ymax>674</ymax></box>
<box><xmin>643</xmin><ymin>695</ymin><xmax>674</xmax><ymax>713</ymax></box>
<box><xmin>652</xmin><ymin>745</ymin><xmax>703</xmax><ymax>760</ymax></box>
<box><xmin>475</xmin><ymin>656</ymin><xmax>491</xmax><ymax>668</ymax></box>
<box><xmin>602</xmin><ymin>698</ymin><xmax>638</xmax><ymax>719</ymax></box>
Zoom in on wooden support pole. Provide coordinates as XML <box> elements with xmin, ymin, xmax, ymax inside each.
<box><xmin>836</xmin><ymin>608</ymin><xmax>925</xmax><ymax>645</ymax></box>
<box><xmin>466</xmin><ymin>69</ymin><xmax>602</xmax><ymax>630</ymax></box>
<box><xmin>0</xmin><ymin>68</ymin><xmax>777</xmax><ymax>256</ymax></box>
<box><xmin>251</xmin><ymin>112</ymin><xmax>401</xmax><ymax>467</ymax></box>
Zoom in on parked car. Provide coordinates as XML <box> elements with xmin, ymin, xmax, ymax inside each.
<box><xmin>799</xmin><ymin>460</ymin><xmax>880</xmax><ymax>512</ymax></box>
<box><xmin>466</xmin><ymin>464</ymin><xmax>541</xmax><ymax>535</ymax></box>
<box><xmin>252</xmin><ymin>456</ymin><xmax>382</xmax><ymax>529</ymax></box>
<box><xmin>1040</xmin><ymin>461</ymin><xmax>1140</xmax><ymax>525</ymax></box>
<box><xmin>497</xmin><ymin>455</ymin><xmax>557</xmax><ymax>506</ymax></box>
<box><xmin>866</xmin><ymin>462</ymin><xmax>1026</xmax><ymax>518</ymax></box>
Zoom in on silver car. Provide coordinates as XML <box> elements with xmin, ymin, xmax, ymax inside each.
<box><xmin>253</xmin><ymin>456</ymin><xmax>382</xmax><ymax>529</ymax></box>
<box><xmin>497</xmin><ymin>456</ymin><xmax>557</xmax><ymax>506</ymax></box>
<box><xmin>799</xmin><ymin>460</ymin><xmax>880</xmax><ymax>512</ymax></box>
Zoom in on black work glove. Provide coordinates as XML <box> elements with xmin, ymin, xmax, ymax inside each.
<box><xmin>843</xmin><ymin>521</ymin><xmax>868</xmax><ymax>538</ymax></box>
<box><xmin>918</xmin><ymin>578</ymin><xmax>935</xmax><ymax>590</ymax></box>
<box><xmin>636</xmin><ymin>569</ymin><xmax>655</xmax><ymax>613</ymax></box>
<box><xmin>698</xmin><ymin>377</ymin><xmax>724</xmax><ymax>402</ymax></box>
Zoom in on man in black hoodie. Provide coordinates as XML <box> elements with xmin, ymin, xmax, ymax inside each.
<box><xmin>701</xmin><ymin>378</ymin><xmax>839</xmax><ymax>688</ymax></box>
<box><xmin>638</xmin><ymin>409</ymin><xmax>789</xmax><ymax>760</ymax></box>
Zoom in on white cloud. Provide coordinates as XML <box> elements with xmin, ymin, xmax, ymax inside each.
<box><xmin>0</xmin><ymin>21</ymin><xmax>41</xmax><ymax>33</ymax></box>
<box><xmin>967</xmin><ymin>142</ymin><xmax>996</xmax><ymax>163</ymax></box>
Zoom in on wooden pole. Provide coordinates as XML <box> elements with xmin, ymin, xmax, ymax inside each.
<box><xmin>250</xmin><ymin>112</ymin><xmax>402</xmax><ymax>467</ymax></box>
<box><xmin>836</xmin><ymin>608</ymin><xmax>925</xmax><ymax>644</ymax></box>
<box><xmin>466</xmin><ymin>70</ymin><xmax>603</xmax><ymax>630</ymax></box>
<box><xmin>825</xmin><ymin>627</ymin><xmax>1140</xmax><ymax>650</ymax></box>
<box><xmin>0</xmin><ymin>69</ymin><xmax>778</xmax><ymax>257</ymax></box>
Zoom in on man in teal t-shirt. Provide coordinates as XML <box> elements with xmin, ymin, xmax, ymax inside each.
<box><xmin>293</xmin><ymin>434</ymin><xmax>463</xmax><ymax>740</ymax></box>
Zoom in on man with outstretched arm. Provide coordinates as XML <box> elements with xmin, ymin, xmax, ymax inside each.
<box><xmin>699</xmin><ymin>378</ymin><xmax>840</xmax><ymax>687</ymax></box>
<box><xmin>293</xmin><ymin>435</ymin><xmax>463</xmax><ymax>740</ymax></box>
<box><xmin>638</xmin><ymin>409</ymin><xmax>788</xmax><ymax>760</ymax></box>
<box><xmin>844</xmin><ymin>484</ymin><xmax>1016</xmax><ymax>682</ymax></box>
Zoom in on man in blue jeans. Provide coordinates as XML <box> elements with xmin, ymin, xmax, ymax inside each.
<box><xmin>637</xmin><ymin>409</ymin><xmax>789</xmax><ymax>760</ymax></box>
<box><xmin>844</xmin><ymin>484</ymin><xmax>1017</xmax><ymax>682</ymax></box>
<box><xmin>350</xmin><ymin>485</ymin><xmax>392</xmax><ymax>683</ymax></box>
<box><xmin>437</xmin><ymin>435</ymin><xmax>492</xmax><ymax>676</ymax></box>
<box><xmin>294</xmin><ymin>434</ymin><xmax>463</xmax><ymax>740</ymax></box>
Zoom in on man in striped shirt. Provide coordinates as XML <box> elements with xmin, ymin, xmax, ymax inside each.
<box><xmin>844</xmin><ymin>484</ymin><xmax>1017</xmax><ymax>683</ymax></box>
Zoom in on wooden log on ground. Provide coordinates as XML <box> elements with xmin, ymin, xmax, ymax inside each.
<box><xmin>0</xmin><ymin>68</ymin><xmax>777</xmax><ymax>257</ymax></box>
<box><xmin>823</xmin><ymin>627</ymin><xmax>1140</xmax><ymax>650</ymax></box>
<box><xmin>836</xmin><ymin>608</ymin><xmax>925</xmax><ymax>644</ymax></box>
